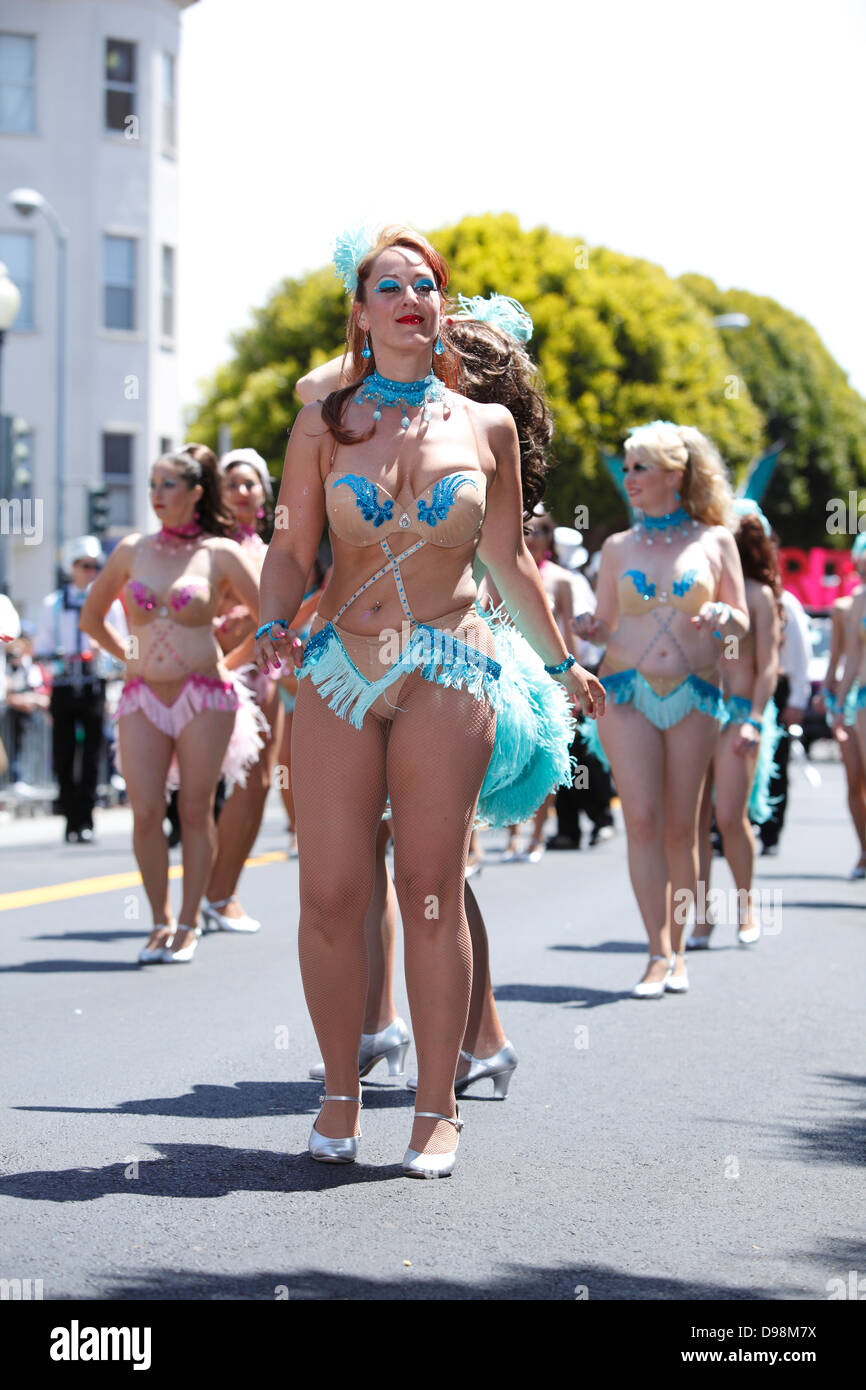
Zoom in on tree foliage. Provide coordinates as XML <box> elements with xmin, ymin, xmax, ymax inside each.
<box><xmin>679</xmin><ymin>275</ymin><xmax>866</xmax><ymax>546</ymax></box>
<box><xmin>188</xmin><ymin>213</ymin><xmax>861</xmax><ymax>545</ymax></box>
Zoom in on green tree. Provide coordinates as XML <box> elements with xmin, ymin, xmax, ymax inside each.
<box><xmin>679</xmin><ymin>275</ymin><xmax>866</xmax><ymax>546</ymax></box>
<box><xmin>189</xmin><ymin>213</ymin><xmax>860</xmax><ymax>543</ymax></box>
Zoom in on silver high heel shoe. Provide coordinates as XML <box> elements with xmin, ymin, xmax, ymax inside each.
<box><xmin>308</xmin><ymin>1017</ymin><xmax>411</xmax><ymax>1082</ymax></box>
<box><xmin>309</xmin><ymin>1094</ymin><xmax>361</xmax><ymax>1164</ymax></box>
<box><xmin>406</xmin><ymin>1042</ymin><xmax>518</xmax><ymax>1099</ymax></box>
<box><xmin>401</xmin><ymin>1109</ymin><xmax>463</xmax><ymax>1179</ymax></box>
<box><xmin>737</xmin><ymin>923</ymin><xmax>761</xmax><ymax>946</ymax></box>
<box><xmin>664</xmin><ymin>952</ymin><xmax>689</xmax><ymax>993</ymax></box>
<box><xmin>159</xmin><ymin>926</ymin><xmax>201</xmax><ymax>963</ymax></box>
<box><xmin>138</xmin><ymin>928</ymin><xmax>174</xmax><ymax>963</ymax></box>
<box><xmin>630</xmin><ymin>954</ymin><xmax>671</xmax><ymax>999</ymax></box>
<box><xmin>201</xmin><ymin>896</ymin><xmax>261</xmax><ymax>934</ymax></box>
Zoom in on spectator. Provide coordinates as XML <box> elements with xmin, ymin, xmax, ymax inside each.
<box><xmin>34</xmin><ymin>536</ymin><xmax>127</xmax><ymax>843</ymax></box>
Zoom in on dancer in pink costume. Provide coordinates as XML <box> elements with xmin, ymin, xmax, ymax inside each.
<box><xmin>201</xmin><ymin>449</ymin><xmax>285</xmax><ymax>935</ymax></box>
<box><xmin>81</xmin><ymin>446</ymin><xmax>263</xmax><ymax>964</ymax></box>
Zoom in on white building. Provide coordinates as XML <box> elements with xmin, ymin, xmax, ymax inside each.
<box><xmin>0</xmin><ymin>0</ymin><xmax>198</xmax><ymax>620</ymax></box>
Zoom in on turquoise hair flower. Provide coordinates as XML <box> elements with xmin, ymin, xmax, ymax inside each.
<box><xmin>852</xmin><ymin>533</ymin><xmax>866</xmax><ymax>559</ymax></box>
<box><xmin>732</xmin><ymin>497</ymin><xmax>771</xmax><ymax>536</ymax></box>
<box><xmin>333</xmin><ymin>225</ymin><xmax>377</xmax><ymax>295</ymax></box>
<box><xmin>454</xmin><ymin>293</ymin><xmax>533</xmax><ymax>345</ymax></box>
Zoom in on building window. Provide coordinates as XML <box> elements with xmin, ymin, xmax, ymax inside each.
<box><xmin>159</xmin><ymin>436</ymin><xmax>172</xmax><ymax>456</ymax></box>
<box><xmin>102</xmin><ymin>432</ymin><xmax>133</xmax><ymax>526</ymax></box>
<box><xmin>161</xmin><ymin>245</ymin><xmax>175</xmax><ymax>339</ymax></box>
<box><xmin>103</xmin><ymin>235</ymin><xmax>136</xmax><ymax>330</ymax></box>
<box><xmin>161</xmin><ymin>52</ymin><xmax>176</xmax><ymax>153</ymax></box>
<box><xmin>105</xmin><ymin>38</ymin><xmax>136</xmax><ymax>133</ymax></box>
<box><xmin>0</xmin><ymin>33</ymin><xmax>36</xmax><ymax>133</ymax></box>
<box><xmin>0</xmin><ymin>231</ymin><xmax>34</xmax><ymax>330</ymax></box>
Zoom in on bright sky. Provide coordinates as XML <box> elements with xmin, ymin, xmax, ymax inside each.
<box><xmin>177</xmin><ymin>0</ymin><xmax>866</xmax><ymax>410</ymax></box>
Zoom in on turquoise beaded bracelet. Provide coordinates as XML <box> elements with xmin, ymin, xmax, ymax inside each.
<box><xmin>544</xmin><ymin>654</ymin><xmax>576</xmax><ymax>675</ymax></box>
<box><xmin>255</xmin><ymin>619</ymin><xmax>290</xmax><ymax>642</ymax></box>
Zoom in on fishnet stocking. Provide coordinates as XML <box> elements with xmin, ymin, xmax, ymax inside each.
<box><xmin>387</xmin><ymin>664</ymin><xmax>497</xmax><ymax>1155</ymax></box>
<box><xmin>291</xmin><ymin>679</ymin><xmax>389</xmax><ymax>1139</ymax></box>
<box><xmin>292</xmin><ymin>615</ymin><xmax>497</xmax><ymax>1154</ymax></box>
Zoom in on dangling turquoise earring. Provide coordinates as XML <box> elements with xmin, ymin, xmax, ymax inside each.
<box><xmin>434</xmin><ymin>333</ymin><xmax>444</xmax><ymax>356</ymax></box>
<box><xmin>361</xmin><ymin>332</ymin><xmax>372</xmax><ymax>360</ymax></box>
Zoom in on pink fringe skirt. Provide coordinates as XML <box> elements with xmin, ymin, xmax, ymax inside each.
<box><xmin>115</xmin><ymin>672</ymin><xmax>269</xmax><ymax>796</ymax></box>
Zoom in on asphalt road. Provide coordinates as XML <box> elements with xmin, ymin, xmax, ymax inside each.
<box><xmin>1</xmin><ymin>746</ymin><xmax>863</xmax><ymax>1302</ymax></box>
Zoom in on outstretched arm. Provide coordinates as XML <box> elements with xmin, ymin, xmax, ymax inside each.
<box><xmin>256</xmin><ymin>404</ymin><xmax>328</xmax><ymax>672</ymax></box>
<box><xmin>79</xmin><ymin>536</ymin><xmax>137</xmax><ymax>661</ymax></box>
<box><xmin>477</xmin><ymin>405</ymin><xmax>604</xmax><ymax>717</ymax></box>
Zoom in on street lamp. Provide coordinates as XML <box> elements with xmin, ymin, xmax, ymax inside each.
<box><xmin>0</xmin><ymin>260</ymin><xmax>22</xmax><ymax>594</ymax></box>
<box><xmin>9</xmin><ymin>187</ymin><xmax>68</xmax><ymax>586</ymax></box>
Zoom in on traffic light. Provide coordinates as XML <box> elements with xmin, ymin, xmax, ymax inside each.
<box><xmin>87</xmin><ymin>483</ymin><xmax>110</xmax><ymax>535</ymax></box>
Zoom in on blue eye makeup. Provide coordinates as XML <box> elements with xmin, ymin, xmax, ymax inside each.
<box><xmin>414</xmin><ymin>278</ymin><xmax>436</xmax><ymax>293</ymax></box>
<box><xmin>375</xmin><ymin>278</ymin><xmax>401</xmax><ymax>293</ymax></box>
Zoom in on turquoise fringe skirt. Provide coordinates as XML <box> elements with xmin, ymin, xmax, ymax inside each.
<box><xmin>601</xmin><ymin>668</ymin><xmax>725</xmax><ymax>730</ymax></box>
<box><xmin>297</xmin><ymin>602</ymin><xmax>576</xmax><ymax>829</ymax></box>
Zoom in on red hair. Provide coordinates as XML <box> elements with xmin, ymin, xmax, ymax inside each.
<box><xmin>321</xmin><ymin>225</ymin><xmax>462</xmax><ymax>445</ymax></box>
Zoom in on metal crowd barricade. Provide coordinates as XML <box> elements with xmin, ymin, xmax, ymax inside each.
<box><xmin>0</xmin><ymin>696</ymin><xmax>126</xmax><ymax>818</ymax></box>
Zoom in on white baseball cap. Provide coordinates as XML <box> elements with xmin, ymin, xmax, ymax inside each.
<box><xmin>219</xmin><ymin>448</ymin><xmax>273</xmax><ymax>501</ymax></box>
<box><xmin>65</xmin><ymin>535</ymin><xmax>104</xmax><ymax>569</ymax></box>
<box><xmin>554</xmin><ymin>526</ymin><xmax>589</xmax><ymax>570</ymax></box>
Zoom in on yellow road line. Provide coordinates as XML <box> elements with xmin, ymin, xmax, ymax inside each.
<box><xmin>0</xmin><ymin>849</ymin><xmax>288</xmax><ymax>912</ymax></box>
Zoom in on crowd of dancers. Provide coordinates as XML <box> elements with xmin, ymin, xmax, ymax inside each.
<box><xmin>48</xmin><ymin>222</ymin><xmax>860</xmax><ymax>1179</ymax></box>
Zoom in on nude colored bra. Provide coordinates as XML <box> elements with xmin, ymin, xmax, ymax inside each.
<box><xmin>322</xmin><ymin>430</ymin><xmax>487</xmax><ymax>627</ymax></box>
<box><xmin>617</xmin><ymin>566</ymin><xmax>715</xmax><ymax>619</ymax></box>
<box><xmin>125</xmin><ymin>576</ymin><xmax>214</xmax><ymax>622</ymax></box>
<box><xmin>325</xmin><ymin>469</ymin><xmax>487</xmax><ymax>549</ymax></box>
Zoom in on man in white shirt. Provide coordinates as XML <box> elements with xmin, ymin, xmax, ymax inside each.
<box><xmin>34</xmin><ymin>537</ymin><xmax>127</xmax><ymax>843</ymax></box>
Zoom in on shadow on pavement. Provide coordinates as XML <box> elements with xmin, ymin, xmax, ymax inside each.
<box><xmin>29</xmin><ymin>931</ymin><xmax>148</xmax><ymax>942</ymax></box>
<box><xmin>773</xmin><ymin>901</ymin><xmax>864</xmax><ymax>913</ymax></box>
<box><xmin>92</xmin><ymin>1261</ymin><xmax>801</xmax><ymax>1301</ymax></box>
<box><xmin>0</xmin><ymin>1144</ymin><xmax>400</xmax><ymax>1201</ymax></box>
<box><xmin>493</xmin><ymin>983</ymin><xmax>631</xmax><ymax>1007</ymax></box>
<box><xmin>14</xmin><ymin>1079</ymin><xmax>413</xmax><ymax>1120</ymax></box>
<box><xmin>548</xmin><ymin>941</ymin><xmax>654</xmax><ymax>954</ymax></box>
<box><xmin>786</xmin><ymin>1072</ymin><xmax>866</xmax><ymax>1167</ymax></box>
<box><xmin>0</xmin><ymin>959</ymin><xmax>142</xmax><ymax>973</ymax></box>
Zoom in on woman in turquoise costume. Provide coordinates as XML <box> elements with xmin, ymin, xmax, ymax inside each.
<box><xmin>574</xmin><ymin>421</ymin><xmax>748</xmax><ymax>998</ymax></box>
<box><xmin>814</xmin><ymin>535</ymin><xmax>866</xmax><ymax>878</ymax></box>
<box><xmin>256</xmin><ymin>226</ymin><xmax>603</xmax><ymax>1177</ymax></box>
<box><xmin>690</xmin><ymin>502</ymin><xmax>783</xmax><ymax>948</ymax></box>
<box><xmin>296</xmin><ymin>286</ymin><xmax>570</xmax><ymax>1102</ymax></box>
<box><xmin>827</xmin><ymin>534</ymin><xmax>866</xmax><ymax>871</ymax></box>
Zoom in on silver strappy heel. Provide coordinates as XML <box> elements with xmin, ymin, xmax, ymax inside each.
<box><xmin>401</xmin><ymin>1109</ymin><xmax>463</xmax><ymax>1179</ymax></box>
<box><xmin>309</xmin><ymin>1094</ymin><xmax>362</xmax><ymax>1164</ymax></box>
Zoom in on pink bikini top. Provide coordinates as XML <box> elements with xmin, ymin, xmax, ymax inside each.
<box><xmin>125</xmin><ymin>575</ymin><xmax>214</xmax><ymax>624</ymax></box>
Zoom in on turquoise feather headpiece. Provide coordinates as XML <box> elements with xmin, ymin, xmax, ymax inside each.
<box><xmin>732</xmin><ymin>498</ymin><xmax>771</xmax><ymax>536</ymax></box>
<box><xmin>333</xmin><ymin>225</ymin><xmax>377</xmax><ymax>296</ymax></box>
<box><xmin>454</xmin><ymin>293</ymin><xmax>533</xmax><ymax>345</ymax></box>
